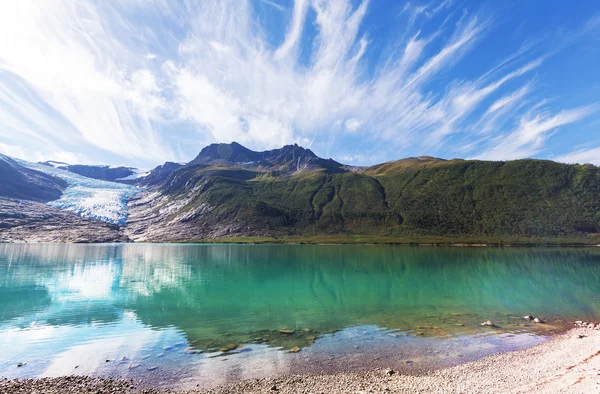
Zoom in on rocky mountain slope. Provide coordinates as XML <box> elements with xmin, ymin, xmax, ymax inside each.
<box><xmin>0</xmin><ymin>154</ymin><xmax>66</xmax><ymax>202</ymax></box>
<box><xmin>0</xmin><ymin>155</ymin><xmax>133</xmax><ymax>242</ymax></box>
<box><xmin>0</xmin><ymin>199</ymin><xmax>130</xmax><ymax>243</ymax></box>
<box><xmin>125</xmin><ymin>143</ymin><xmax>600</xmax><ymax>243</ymax></box>
<box><xmin>136</xmin><ymin>162</ymin><xmax>184</xmax><ymax>187</ymax></box>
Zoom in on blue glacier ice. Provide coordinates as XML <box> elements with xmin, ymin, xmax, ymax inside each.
<box><xmin>17</xmin><ymin>159</ymin><xmax>140</xmax><ymax>225</ymax></box>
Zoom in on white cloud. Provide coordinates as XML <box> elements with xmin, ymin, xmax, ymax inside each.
<box><xmin>555</xmin><ymin>146</ymin><xmax>600</xmax><ymax>166</ymax></box>
<box><xmin>473</xmin><ymin>105</ymin><xmax>598</xmax><ymax>160</ymax></box>
<box><xmin>0</xmin><ymin>0</ymin><xmax>597</xmax><ymax>166</ymax></box>
<box><xmin>0</xmin><ymin>0</ymin><xmax>175</xmax><ymax>165</ymax></box>
<box><xmin>345</xmin><ymin>119</ymin><xmax>361</xmax><ymax>132</ymax></box>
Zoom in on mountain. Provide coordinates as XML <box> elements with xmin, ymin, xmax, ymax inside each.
<box><xmin>0</xmin><ymin>154</ymin><xmax>132</xmax><ymax>242</ymax></box>
<box><xmin>136</xmin><ymin>162</ymin><xmax>184</xmax><ymax>187</ymax></box>
<box><xmin>125</xmin><ymin>142</ymin><xmax>600</xmax><ymax>243</ymax></box>
<box><xmin>3</xmin><ymin>143</ymin><xmax>600</xmax><ymax>244</ymax></box>
<box><xmin>0</xmin><ymin>154</ymin><xmax>66</xmax><ymax>202</ymax></box>
<box><xmin>0</xmin><ymin>199</ymin><xmax>130</xmax><ymax>243</ymax></box>
<box><xmin>39</xmin><ymin>161</ymin><xmax>149</xmax><ymax>184</ymax></box>
<box><xmin>188</xmin><ymin>142</ymin><xmax>345</xmax><ymax>174</ymax></box>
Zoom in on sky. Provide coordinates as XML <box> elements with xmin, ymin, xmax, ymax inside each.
<box><xmin>0</xmin><ymin>0</ymin><xmax>599</xmax><ymax>169</ymax></box>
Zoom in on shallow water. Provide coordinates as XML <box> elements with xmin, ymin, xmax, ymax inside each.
<box><xmin>0</xmin><ymin>244</ymin><xmax>599</xmax><ymax>389</ymax></box>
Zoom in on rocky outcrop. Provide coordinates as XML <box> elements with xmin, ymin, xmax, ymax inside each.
<box><xmin>0</xmin><ymin>199</ymin><xmax>130</xmax><ymax>243</ymax></box>
<box><xmin>136</xmin><ymin>162</ymin><xmax>183</xmax><ymax>188</ymax></box>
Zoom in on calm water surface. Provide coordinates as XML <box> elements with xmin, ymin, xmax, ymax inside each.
<box><xmin>1</xmin><ymin>244</ymin><xmax>599</xmax><ymax>389</ymax></box>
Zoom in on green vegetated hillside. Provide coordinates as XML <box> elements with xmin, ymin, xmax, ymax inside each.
<box><xmin>145</xmin><ymin>144</ymin><xmax>600</xmax><ymax>244</ymax></box>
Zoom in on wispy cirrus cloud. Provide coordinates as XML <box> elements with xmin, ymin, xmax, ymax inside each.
<box><xmin>473</xmin><ymin>105</ymin><xmax>599</xmax><ymax>160</ymax></box>
<box><xmin>0</xmin><ymin>0</ymin><xmax>598</xmax><ymax>166</ymax></box>
<box><xmin>555</xmin><ymin>145</ymin><xmax>600</xmax><ymax>166</ymax></box>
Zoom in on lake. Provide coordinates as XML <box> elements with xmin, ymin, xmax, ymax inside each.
<box><xmin>1</xmin><ymin>244</ymin><xmax>599</xmax><ymax>390</ymax></box>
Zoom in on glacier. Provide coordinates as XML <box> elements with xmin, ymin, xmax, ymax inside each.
<box><xmin>18</xmin><ymin>160</ymin><xmax>140</xmax><ymax>225</ymax></box>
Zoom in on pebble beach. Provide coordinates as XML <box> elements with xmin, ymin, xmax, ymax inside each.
<box><xmin>2</xmin><ymin>323</ymin><xmax>599</xmax><ymax>394</ymax></box>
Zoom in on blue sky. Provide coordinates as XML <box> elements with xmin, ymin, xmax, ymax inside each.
<box><xmin>0</xmin><ymin>0</ymin><xmax>599</xmax><ymax>168</ymax></box>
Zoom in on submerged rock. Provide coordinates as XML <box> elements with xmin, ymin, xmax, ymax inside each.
<box><xmin>219</xmin><ymin>344</ymin><xmax>238</xmax><ymax>352</ymax></box>
<box><xmin>279</xmin><ymin>329</ymin><xmax>294</xmax><ymax>334</ymax></box>
<box><xmin>523</xmin><ymin>315</ymin><xmax>534</xmax><ymax>320</ymax></box>
<box><xmin>290</xmin><ymin>346</ymin><xmax>301</xmax><ymax>353</ymax></box>
<box><xmin>480</xmin><ymin>320</ymin><xmax>498</xmax><ymax>327</ymax></box>
<box><xmin>534</xmin><ymin>318</ymin><xmax>545</xmax><ymax>324</ymax></box>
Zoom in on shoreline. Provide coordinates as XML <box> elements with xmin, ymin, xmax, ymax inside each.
<box><xmin>170</xmin><ymin>234</ymin><xmax>600</xmax><ymax>246</ymax></box>
<box><xmin>2</xmin><ymin>323</ymin><xmax>599</xmax><ymax>393</ymax></box>
<box><xmin>4</xmin><ymin>239</ymin><xmax>600</xmax><ymax>247</ymax></box>
<box><xmin>197</xmin><ymin>325</ymin><xmax>600</xmax><ymax>394</ymax></box>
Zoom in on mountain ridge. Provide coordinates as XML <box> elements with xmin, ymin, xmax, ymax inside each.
<box><xmin>2</xmin><ymin>143</ymin><xmax>600</xmax><ymax>244</ymax></box>
<box><xmin>39</xmin><ymin>161</ymin><xmax>149</xmax><ymax>184</ymax></box>
<box><xmin>124</xmin><ymin>142</ymin><xmax>600</xmax><ymax>243</ymax></box>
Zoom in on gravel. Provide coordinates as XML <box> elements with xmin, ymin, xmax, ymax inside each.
<box><xmin>2</xmin><ymin>326</ymin><xmax>599</xmax><ymax>394</ymax></box>
<box><xmin>0</xmin><ymin>376</ymin><xmax>154</xmax><ymax>394</ymax></box>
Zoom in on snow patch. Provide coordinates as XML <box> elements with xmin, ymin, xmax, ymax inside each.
<box><xmin>17</xmin><ymin>159</ymin><xmax>139</xmax><ymax>225</ymax></box>
<box><xmin>116</xmin><ymin>168</ymin><xmax>150</xmax><ymax>181</ymax></box>
<box><xmin>44</xmin><ymin>161</ymin><xmax>69</xmax><ymax>168</ymax></box>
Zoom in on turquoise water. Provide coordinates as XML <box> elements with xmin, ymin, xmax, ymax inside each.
<box><xmin>1</xmin><ymin>244</ymin><xmax>599</xmax><ymax>389</ymax></box>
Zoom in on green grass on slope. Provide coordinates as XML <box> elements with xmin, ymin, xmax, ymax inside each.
<box><xmin>175</xmin><ymin>234</ymin><xmax>600</xmax><ymax>246</ymax></box>
<box><xmin>156</xmin><ymin>159</ymin><xmax>600</xmax><ymax>241</ymax></box>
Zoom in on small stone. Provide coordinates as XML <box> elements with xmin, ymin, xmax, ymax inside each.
<box><xmin>576</xmin><ymin>334</ymin><xmax>586</xmax><ymax>339</ymax></box>
<box><xmin>128</xmin><ymin>364</ymin><xmax>140</xmax><ymax>369</ymax></box>
<box><xmin>270</xmin><ymin>385</ymin><xmax>278</xmax><ymax>391</ymax></box>
<box><xmin>16</xmin><ymin>362</ymin><xmax>26</xmax><ymax>367</ymax></box>
<box><xmin>480</xmin><ymin>320</ymin><xmax>497</xmax><ymax>327</ymax></box>
<box><xmin>226</xmin><ymin>344</ymin><xmax>238</xmax><ymax>350</ymax></box>
<box><xmin>147</xmin><ymin>366</ymin><xmax>158</xmax><ymax>371</ymax></box>
<box><xmin>121</xmin><ymin>356</ymin><xmax>127</xmax><ymax>361</ymax></box>
<box><xmin>279</xmin><ymin>329</ymin><xmax>294</xmax><ymax>334</ymax></box>
<box><xmin>588</xmin><ymin>323</ymin><xmax>595</xmax><ymax>329</ymax></box>
<box><xmin>385</xmin><ymin>369</ymin><xmax>395</xmax><ymax>376</ymax></box>
<box><xmin>533</xmin><ymin>318</ymin><xmax>545</xmax><ymax>324</ymax></box>
<box><xmin>290</xmin><ymin>346</ymin><xmax>301</xmax><ymax>353</ymax></box>
<box><xmin>523</xmin><ymin>315</ymin><xmax>534</xmax><ymax>320</ymax></box>
<box><xmin>455</xmin><ymin>323</ymin><xmax>465</xmax><ymax>327</ymax></box>
<box><xmin>105</xmin><ymin>359</ymin><xmax>111</xmax><ymax>362</ymax></box>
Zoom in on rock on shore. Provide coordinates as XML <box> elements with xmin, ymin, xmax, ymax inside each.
<box><xmin>0</xmin><ymin>376</ymin><xmax>152</xmax><ymax>394</ymax></box>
